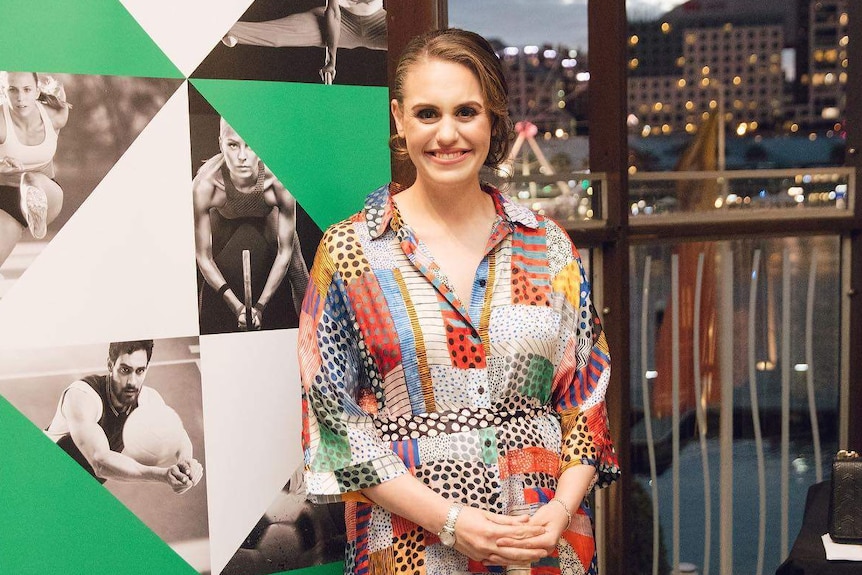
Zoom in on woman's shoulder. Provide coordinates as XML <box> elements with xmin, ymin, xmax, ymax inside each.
<box><xmin>40</xmin><ymin>101</ymin><xmax>68</xmax><ymax>131</ymax></box>
<box><xmin>320</xmin><ymin>182</ymin><xmax>392</xmax><ymax>241</ymax></box>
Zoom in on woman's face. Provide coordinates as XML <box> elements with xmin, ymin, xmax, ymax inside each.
<box><xmin>219</xmin><ymin>123</ymin><xmax>260</xmax><ymax>183</ymax></box>
<box><xmin>391</xmin><ymin>58</ymin><xmax>491</xmax><ymax>192</ymax></box>
<box><xmin>5</xmin><ymin>73</ymin><xmax>40</xmax><ymax>118</ymax></box>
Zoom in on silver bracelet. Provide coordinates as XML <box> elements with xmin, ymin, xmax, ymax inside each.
<box><xmin>549</xmin><ymin>498</ymin><xmax>572</xmax><ymax>526</ymax></box>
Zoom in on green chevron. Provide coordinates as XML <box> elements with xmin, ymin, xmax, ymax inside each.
<box><xmin>0</xmin><ymin>0</ymin><xmax>181</xmax><ymax>78</ymax></box>
<box><xmin>0</xmin><ymin>396</ymin><xmax>196</xmax><ymax>575</ymax></box>
<box><xmin>191</xmin><ymin>79</ymin><xmax>391</xmax><ymax>229</ymax></box>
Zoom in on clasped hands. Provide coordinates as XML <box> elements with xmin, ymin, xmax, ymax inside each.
<box><xmin>452</xmin><ymin>502</ymin><xmax>571</xmax><ymax>567</ymax></box>
<box><xmin>164</xmin><ymin>457</ymin><xmax>204</xmax><ymax>495</ymax></box>
<box><xmin>236</xmin><ymin>304</ymin><xmax>262</xmax><ymax>331</ymax></box>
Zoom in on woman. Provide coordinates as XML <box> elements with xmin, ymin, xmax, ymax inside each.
<box><xmin>299</xmin><ymin>29</ymin><xmax>619</xmax><ymax>574</ymax></box>
<box><xmin>193</xmin><ymin>117</ymin><xmax>309</xmax><ymax>333</ymax></box>
<box><xmin>0</xmin><ymin>72</ymin><xmax>69</xmax><ymax>268</ymax></box>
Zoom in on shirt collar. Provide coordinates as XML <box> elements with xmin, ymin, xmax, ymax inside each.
<box><xmin>364</xmin><ymin>182</ymin><xmax>539</xmax><ymax>240</ymax></box>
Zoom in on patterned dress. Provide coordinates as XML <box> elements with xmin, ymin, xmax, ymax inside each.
<box><xmin>299</xmin><ymin>183</ymin><xmax>620</xmax><ymax>574</ymax></box>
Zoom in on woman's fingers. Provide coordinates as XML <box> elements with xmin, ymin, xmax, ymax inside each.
<box><xmin>484</xmin><ymin>544</ymin><xmax>548</xmax><ymax>565</ymax></box>
<box><xmin>483</xmin><ymin>511</ymin><xmax>530</xmax><ymax>525</ymax></box>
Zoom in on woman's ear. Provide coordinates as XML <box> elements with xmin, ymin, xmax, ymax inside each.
<box><xmin>391</xmin><ymin>99</ymin><xmax>404</xmax><ymax>137</ymax></box>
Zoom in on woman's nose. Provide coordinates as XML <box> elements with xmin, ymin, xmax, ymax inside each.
<box><xmin>436</xmin><ymin>116</ymin><xmax>459</xmax><ymax>145</ymax></box>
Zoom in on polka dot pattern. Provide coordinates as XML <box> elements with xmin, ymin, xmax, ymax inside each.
<box><xmin>424</xmin><ymin>542</ymin><xmax>468</xmax><ymax>575</ymax></box>
<box><xmin>510</xmin><ymin>266</ymin><xmax>549</xmax><ymax>307</ymax></box>
<box><xmin>488</xmin><ymin>305</ymin><xmax>559</xmax><ymax>345</ymax></box>
<box><xmin>519</xmin><ymin>354</ymin><xmax>555</xmax><ymax>403</ymax></box>
<box><xmin>334</xmin><ymin>460</ymin><xmax>380</xmax><ymax>492</ymax></box>
<box><xmin>325</xmin><ymin>221</ymin><xmax>371</xmax><ymax>284</ymax></box>
<box><xmin>392</xmin><ymin>528</ymin><xmax>426</xmax><ymax>574</ymax></box>
<box><xmin>442</xmin><ymin>310</ymin><xmax>485</xmax><ymax>369</ymax></box>
<box><xmin>414</xmin><ymin>460</ymin><xmax>502</xmax><ymax>511</ymax></box>
<box><xmin>368</xmin><ymin>507</ymin><xmax>393</xmax><ymax>553</ymax></box>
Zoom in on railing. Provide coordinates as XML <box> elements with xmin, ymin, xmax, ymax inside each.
<box><xmin>499</xmin><ymin>167</ymin><xmax>854</xmax><ymax>226</ymax></box>
<box><xmin>628</xmin><ymin>167</ymin><xmax>855</xmax><ymax>222</ymax></box>
<box><xmin>631</xmin><ymin>237</ymin><xmax>841</xmax><ymax>575</ymax></box>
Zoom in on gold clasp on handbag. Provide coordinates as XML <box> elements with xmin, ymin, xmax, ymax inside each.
<box><xmin>837</xmin><ymin>449</ymin><xmax>859</xmax><ymax>460</ymax></box>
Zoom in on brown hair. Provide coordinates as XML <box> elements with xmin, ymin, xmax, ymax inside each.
<box><xmin>390</xmin><ymin>28</ymin><xmax>513</xmax><ymax>169</ymax></box>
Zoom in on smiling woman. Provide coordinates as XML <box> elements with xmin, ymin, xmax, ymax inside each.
<box><xmin>298</xmin><ymin>28</ymin><xmax>619</xmax><ymax>575</ymax></box>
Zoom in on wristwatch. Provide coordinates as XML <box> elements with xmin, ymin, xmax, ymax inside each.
<box><xmin>437</xmin><ymin>502</ymin><xmax>464</xmax><ymax>547</ymax></box>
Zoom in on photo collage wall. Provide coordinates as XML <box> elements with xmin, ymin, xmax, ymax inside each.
<box><xmin>0</xmin><ymin>1</ymin><xmax>391</xmax><ymax>574</ymax></box>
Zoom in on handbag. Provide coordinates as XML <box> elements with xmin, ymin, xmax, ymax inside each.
<box><xmin>828</xmin><ymin>449</ymin><xmax>862</xmax><ymax>544</ymax></box>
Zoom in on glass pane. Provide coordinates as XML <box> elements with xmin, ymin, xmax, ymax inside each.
<box><xmin>626</xmin><ymin>0</ymin><xmax>850</xmax><ymax>217</ymax></box>
<box><xmin>629</xmin><ymin>236</ymin><xmax>841</xmax><ymax>574</ymax></box>
<box><xmin>448</xmin><ymin>1</ymin><xmax>600</xmax><ymax>223</ymax></box>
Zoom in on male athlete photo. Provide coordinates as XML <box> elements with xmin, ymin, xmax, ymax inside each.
<box><xmin>44</xmin><ymin>339</ymin><xmax>203</xmax><ymax>492</ymax></box>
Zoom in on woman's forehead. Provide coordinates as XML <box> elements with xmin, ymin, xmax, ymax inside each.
<box><xmin>401</xmin><ymin>58</ymin><xmax>483</xmax><ymax>102</ymax></box>
<box><xmin>6</xmin><ymin>72</ymin><xmax>37</xmax><ymax>87</ymax></box>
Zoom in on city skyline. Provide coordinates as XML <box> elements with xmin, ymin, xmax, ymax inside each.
<box><xmin>449</xmin><ymin>0</ymin><xmax>686</xmax><ymax>49</ymax></box>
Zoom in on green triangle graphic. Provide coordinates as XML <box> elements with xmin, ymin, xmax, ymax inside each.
<box><xmin>276</xmin><ymin>563</ymin><xmax>345</xmax><ymax>575</ymax></box>
<box><xmin>0</xmin><ymin>396</ymin><xmax>197</xmax><ymax>575</ymax></box>
<box><xmin>0</xmin><ymin>0</ymin><xmax>181</xmax><ymax>78</ymax></box>
<box><xmin>191</xmin><ymin>79</ymin><xmax>391</xmax><ymax>229</ymax></box>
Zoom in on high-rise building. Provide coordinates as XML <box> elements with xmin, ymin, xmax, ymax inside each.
<box><xmin>787</xmin><ymin>0</ymin><xmax>849</xmax><ymax>131</ymax></box>
<box><xmin>628</xmin><ymin>16</ymin><xmax>785</xmax><ymax>136</ymax></box>
<box><xmin>627</xmin><ymin>0</ymin><xmax>847</xmax><ymax>136</ymax></box>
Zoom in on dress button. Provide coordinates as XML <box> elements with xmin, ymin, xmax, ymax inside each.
<box><xmin>478</xmin><ymin>279</ymin><xmax>487</xmax><ymax>287</ymax></box>
<box><xmin>484</xmin><ymin>439</ymin><xmax>493</xmax><ymax>447</ymax></box>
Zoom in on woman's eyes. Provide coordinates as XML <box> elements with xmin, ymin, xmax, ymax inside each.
<box><xmin>414</xmin><ymin>107</ymin><xmax>479</xmax><ymax>120</ymax></box>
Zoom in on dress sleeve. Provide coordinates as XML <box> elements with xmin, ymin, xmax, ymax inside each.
<box><xmin>550</xmin><ymin>245</ymin><xmax>620</xmax><ymax>490</ymax></box>
<box><xmin>299</xmin><ymin>229</ymin><xmax>408</xmax><ymax>503</ymax></box>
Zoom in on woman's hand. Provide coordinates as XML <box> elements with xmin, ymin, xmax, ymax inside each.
<box><xmin>494</xmin><ymin>502</ymin><xmax>570</xmax><ymax>557</ymax></box>
<box><xmin>236</xmin><ymin>304</ymin><xmax>262</xmax><ymax>331</ymax></box>
<box><xmin>452</xmin><ymin>506</ymin><xmax>550</xmax><ymax>566</ymax></box>
<box><xmin>0</xmin><ymin>156</ymin><xmax>23</xmax><ymax>174</ymax></box>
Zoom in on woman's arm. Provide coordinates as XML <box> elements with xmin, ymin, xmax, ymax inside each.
<box><xmin>253</xmin><ymin>173</ymin><xmax>297</xmax><ymax>320</ymax></box>
<box><xmin>192</xmin><ymin>163</ymin><xmax>243</xmax><ymax>319</ymax></box>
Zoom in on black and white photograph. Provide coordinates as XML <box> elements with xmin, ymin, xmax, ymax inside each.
<box><xmin>0</xmin><ymin>336</ymin><xmax>210</xmax><ymax>573</ymax></box>
<box><xmin>0</xmin><ymin>72</ymin><xmax>181</xmax><ymax>298</ymax></box>
<box><xmin>189</xmin><ymin>86</ymin><xmax>320</xmax><ymax>335</ymax></box>
<box><xmin>193</xmin><ymin>0</ymin><xmax>387</xmax><ymax>86</ymax></box>
<box><xmin>222</xmin><ymin>464</ymin><xmax>346</xmax><ymax>575</ymax></box>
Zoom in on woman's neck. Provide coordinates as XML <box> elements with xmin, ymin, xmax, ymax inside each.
<box><xmin>228</xmin><ymin>169</ymin><xmax>259</xmax><ymax>193</ymax></box>
<box><xmin>10</xmin><ymin>106</ymin><xmax>42</xmax><ymax>130</ymax></box>
<box><xmin>396</xmin><ymin>178</ymin><xmax>495</xmax><ymax>232</ymax></box>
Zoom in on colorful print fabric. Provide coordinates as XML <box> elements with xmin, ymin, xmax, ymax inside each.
<box><xmin>299</xmin><ymin>183</ymin><xmax>620</xmax><ymax>574</ymax></box>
